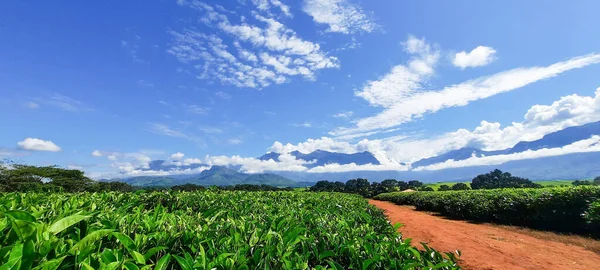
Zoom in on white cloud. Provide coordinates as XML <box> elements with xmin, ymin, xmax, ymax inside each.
<box><xmin>333</xmin><ymin>111</ymin><xmax>353</xmax><ymax>118</ymax></box>
<box><xmin>199</xmin><ymin>126</ymin><xmax>223</xmax><ymax>134</ymax></box>
<box><xmin>91</xmin><ymin>150</ymin><xmax>103</xmax><ymax>157</ymax></box>
<box><xmin>183</xmin><ymin>104</ymin><xmax>210</xmax><ymax>115</ymax></box>
<box><xmin>206</xmin><ymin>153</ymin><xmax>309</xmax><ymax>173</ymax></box>
<box><xmin>302</xmin><ymin>0</ymin><xmax>378</xmax><ymax>34</ymax></box>
<box><xmin>171</xmin><ymin>152</ymin><xmax>185</xmax><ymax>160</ymax></box>
<box><xmin>24</xmin><ymin>101</ymin><xmax>39</xmax><ymax>109</ymax></box>
<box><xmin>67</xmin><ymin>165</ymin><xmax>84</xmax><ymax>170</ymax></box>
<box><xmin>250</xmin><ymin>0</ymin><xmax>292</xmax><ymax>17</ymax></box>
<box><xmin>453</xmin><ymin>46</ymin><xmax>497</xmax><ymax>69</ymax></box>
<box><xmin>228</xmin><ymin>138</ymin><xmax>243</xmax><ymax>145</ymax></box>
<box><xmin>215</xmin><ymin>91</ymin><xmax>231</xmax><ymax>99</ymax></box>
<box><xmin>332</xmin><ymin>53</ymin><xmax>600</xmax><ymax>138</ymax></box>
<box><xmin>290</xmin><ymin>122</ymin><xmax>312</xmax><ymax>128</ymax></box>
<box><xmin>148</xmin><ymin>123</ymin><xmax>189</xmax><ymax>138</ymax></box>
<box><xmin>17</xmin><ymin>138</ymin><xmax>62</xmax><ymax>152</ymax></box>
<box><xmin>170</xmin><ymin>1</ymin><xmax>338</xmax><ymax>88</ymax></box>
<box><xmin>366</xmin><ymin>86</ymin><xmax>600</xmax><ymax>163</ymax></box>
<box><xmin>415</xmin><ymin>136</ymin><xmax>600</xmax><ymax>171</ymax></box>
<box><xmin>36</xmin><ymin>93</ymin><xmax>92</xmax><ymax>113</ymax></box>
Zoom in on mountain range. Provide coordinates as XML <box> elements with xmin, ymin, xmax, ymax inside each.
<box><xmin>412</xmin><ymin>121</ymin><xmax>600</xmax><ymax>168</ymax></box>
<box><xmin>258</xmin><ymin>149</ymin><xmax>380</xmax><ymax>167</ymax></box>
<box><xmin>111</xmin><ymin>120</ymin><xmax>600</xmax><ymax>186</ymax></box>
<box><xmin>116</xmin><ymin>165</ymin><xmax>308</xmax><ymax>187</ymax></box>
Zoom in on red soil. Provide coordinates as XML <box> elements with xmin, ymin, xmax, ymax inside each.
<box><xmin>369</xmin><ymin>200</ymin><xmax>600</xmax><ymax>270</ymax></box>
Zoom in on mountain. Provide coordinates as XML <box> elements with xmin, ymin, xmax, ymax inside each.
<box><xmin>259</xmin><ymin>149</ymin><xmax>380</xmax><ymax>168</ymax></box>
<box><xmin>117</xmin><ymin>165</ymin><xmax>302</xmax><ymax>187</ymax></box>
<box><xmin>412</xmin><ymin>121</ymin><xmax>600</xmax><ymax>168</ymax></box>
<box><xmin>509</xmin><ymin>121</ymin><xmax>600</xmax><ymax>153</ymax></box>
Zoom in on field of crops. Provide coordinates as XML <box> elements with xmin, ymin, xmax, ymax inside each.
<box><xmin>0</xmin><ymin>191</ymin><xmax>459</xmax><ymax>269</ymax></box>
<box><xmin>374</xmin><ymin>186</ymin><xmax>600</xmax><ymax>233</ymax></box>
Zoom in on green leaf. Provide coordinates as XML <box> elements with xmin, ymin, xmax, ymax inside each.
<box><xmin>69</xmin><ymin>229</ymin><xmax>114</xmax><ymax>254</ymax></box>
<box><xmin>173</xmin><ymin>255</ymin><xmax>192</xmax><ymax>270</ymax></box>
<box><xmin>327</xmin><ymin>260</ymin><xmax>344</xmax><ymax>270</ymax></box>
<box><xmin>19</xmin><ymin>240</ymin><xmax>34</xmax><ymax>270</ymax></box>
<box><xmin>0</xmin><ymin>243</ymin><xmax>23</xmax><ymax>270</ymax></box>
<box><xmin>154</xmin><ymin>254</ymin><xmax>170</xmax><ymax>270</ymax></box>
<box><xmin>112</xmin><ymin>232</ymin><xmax>137</xmax><ymax>250</ymax></box>
<box><xmin>4</xmin><ymin>210</ymin><xmax>36</xmax><ymax>222</ymax></box>
<box><xmin>124</xmin><ymin>262</ymin><xmax>140</xmax><ymax>270</ymax></box>
<box><xmin>48</xmin><ymin>214</ymin><xmax>90</xmax><ymax>235</ymax></box>
<box><xmin>362</xmin><ymin>255</ymin><xmax>380</xmax><ymax>270</ymax></box>
<box><xmin>318</xmin><ymin>250</ymin><xmax>335</xmax><ymax>260</ymax></box>
<box><xmin>31</xmin><ymin>256</ymin><xmax>66</xmax><ymax>270</ymax></box>
<box><xmin>80</xmin><ymin>262</ymin><xmax>95</xmax><ymax>270</ymax></box>
<box><xmin>132</xmin><ymin>251</ymin><xmax>146</xmax><ymax>264</ymax></box>
<box><xmin>144</xmin><ymin>246</ymin><xmax>166</xmax><ymax>261</ymax></box>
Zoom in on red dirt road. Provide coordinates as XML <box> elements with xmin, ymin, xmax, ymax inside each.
<box><xmin>369</xmin><ymin>200</ymin><xmax>600</xmax><ymax>270</ymax></box>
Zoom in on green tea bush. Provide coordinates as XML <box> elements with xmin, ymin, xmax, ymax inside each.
<box><xmin>375</xmin><ymin>186</ymin><xmax>600</xmax><ymax>233</ymax></box>
<box><xmin>0</xmin><ymin>191</ymin><xmax>459</xmax><ymax>269</ymax></box>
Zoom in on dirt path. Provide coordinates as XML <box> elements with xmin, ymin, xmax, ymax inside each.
<box><xmin>369</xmin><ymin>200</ymin><xmax>600</xmax><ymax>270</ymax></box>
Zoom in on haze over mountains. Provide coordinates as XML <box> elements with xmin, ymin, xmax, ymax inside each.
<box><xmin>115</xmin><ymin>120</ymin><xmax>600</xmax><ymax>186</ymax></box>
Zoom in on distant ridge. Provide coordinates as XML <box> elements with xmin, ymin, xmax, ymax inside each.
<box><xmin>258</xmin><ymin>149</ymin><xmax>380</xmax><ymax>168</ymax></box>
<box><xmin>412</xmin><ymin>120</ymin><xmax>600</xmax><ymax>168</ymax></box>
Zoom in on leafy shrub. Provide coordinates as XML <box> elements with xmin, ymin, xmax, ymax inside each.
<box><xmin>0</xmin><ymin>191</ymin><xmax>459</xmax><ymax>269</ymax></box>
<box><xmin>584</xmin><ymin>200</ymin><xmax>600</xmax><ymax>225</ymax></box>
<box><xmin>375</xmin><ymin>186</ymin><xmax>600</xmax><ymax>233</ymax></box>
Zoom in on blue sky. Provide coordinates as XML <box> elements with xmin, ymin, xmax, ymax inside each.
<box><xmin>2</xmin><ymin>0</ymin><xmax>600</xmax><ymax>177</ymax></box>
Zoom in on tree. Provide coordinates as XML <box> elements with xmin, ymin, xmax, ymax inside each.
<box><xmin>345</xmin><ymin>178</ymin><xmax>371</xmax><ymax>197</ymax></box>
<box><xmin>420</xmin><ymin>186</ymin><xmax>434</xmax><ymax>192</ymax></box>
<box><xmin>451</xmin><ymin>183</ymin><xmax>470</xmax><ymax>190</ymax></box>
<box><xmin>380</xmin><ymin>179</ymin><xmax>399</xmax><ymax>193</ymax></box>
<box><xmin>594</xmin><ymin>176</ymin><xmax>600</xmax><ymax>186</ymax></box>
<box><xmin>438</xmin><ymin>184</ymin><xmax>451</xmax><ymax>191</ymax></box>
<box><xmin>408</xmin><ymin>180</ymin><xmax>423</xmax><ymax>189</ymax></box>
<box><xmin>471</xmin><ymin>169</ymin><xmax>540</xmax><ymax>189</ymax></box>
<box><xmin>397</xmin><ymin>181</ymin><xmax>409</xmax><ymax>191</ymax></box>
<box><xmin>572</xmin><ymin>180</ymin><xmax>594</xmax><ymax>186</ymax></box>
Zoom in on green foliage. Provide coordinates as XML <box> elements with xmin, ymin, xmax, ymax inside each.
<box><xmin>375</xmin><ymin>186</ymin><xmax>600</xmax><ymax>233</ymax></box>
<box><xmin>451</xmin><ymin>183</ymin><xmax>470</xmax><ymax>190</ymax></box>
<box><xmin>437</xmin><ymin>185</ymin><xmax>451</xmax><ymax>191</ymax></box>
<box><xmin>0</xmin><ymin>191</ymin><xmax>459</xmax><ymax>269</ymax></box>
<box><xmin>471</xmin><ymin>169</ymin><xmax>541</xmax><ymax>189</ymax></box>
<box><xmin>309</xmin><ymin>179</ymin><xmax>426</xmax><ymax>198</ymax></box>
<box><xmin>572</xmin><ymin>180</ymin><xmax>594</xmax><ymax>186</ymax></box>
<box><xmin>584</xmin><ymin>200</ymin><xmax>600</xmax><ymax>226</ymax></box>
<box><xmin>0</xmin><ymin>163</ymin><xmax>133</xmax><ymax>193</ymax></box>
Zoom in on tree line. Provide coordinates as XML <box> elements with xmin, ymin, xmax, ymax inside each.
<box><xmin>0</xmin><ymin>163</ymin><xmax>294</xmax><ymax>193</ymax></box>
<box><xmin>308</xmin><ymin>169</ymin><xmax>596</xmax><ymax>198</ymax></box>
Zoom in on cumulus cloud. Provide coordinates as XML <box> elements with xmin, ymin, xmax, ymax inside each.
<box><xmin>17</xmin><ymin>138</ymin><xmax>62</xmax><ymax>152</ymax></box>
<box><xmin>415</xmin><ymin>136</ymin><xmax>600</xmax><ymax>171</ymax></box>
<box><xmin>332</xmin><ymin>53</ymin><xmax>600</xmax><ymax>138</ymax></box>
<box><xmin>170</xmin><ymin>0</ymin><xmax>338</xmax><ymax>88</ymax></box>
<box><xmin>453</xmin><ymin>46</ymin><xmax>497</xmax><ymax>69</ymax></box>
<box><xmin>302</xmin><ymin>0</ymin><xmax>378</xmax><ymax>34</ymax></box>
<box><xmin>91</xmin><ymin>150</ymin><xmax>103</xmax><ymax>157</ymax></box>
<box><xmin>171</xmin><ymin>152</ymin><xmax>185</xmax><ymax>160</ymax></box>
